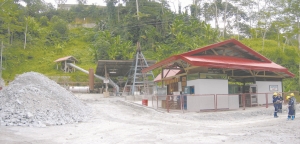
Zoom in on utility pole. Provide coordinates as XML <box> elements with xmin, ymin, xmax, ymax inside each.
<box><xmin>136</xmin><ymin>0</ymin><xmax>139</xmax><ymax>20</ymax></box>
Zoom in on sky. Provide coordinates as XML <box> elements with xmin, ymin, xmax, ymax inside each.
<box><xmin>43</xmin><ymin>0</ymin><xmax>193</xmax><ymax>12</ymax></box>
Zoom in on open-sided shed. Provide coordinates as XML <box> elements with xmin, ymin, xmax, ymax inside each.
<box><xmin>54</xmin><ymin>56</ymin><xmax>78</xmax><ymax>73</ymax></box>
<box><xmin>95</xmin><ymin>60</ymin><xmax>156</xmax><ymax>78</ymax></box>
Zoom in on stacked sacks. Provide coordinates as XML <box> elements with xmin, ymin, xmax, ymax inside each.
<box><xmin>0</xmin><ymin>72</ymin><xmax>90</xmax><ymax>127</ymax></box>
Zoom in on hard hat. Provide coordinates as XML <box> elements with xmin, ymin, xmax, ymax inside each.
<box><xmin>286</xmin><ymin>96</ymin><xmax>291</xmax><ymax>100</ymax></box>
<box><xmin>290</xmin><ymin>93</ymin><xmax>294</xmax><ymax>96</ymax></box>
<box><xmin>273</xmin><ymin>92</ymin><xmax>278</xmax><ymax>96</ymax></box>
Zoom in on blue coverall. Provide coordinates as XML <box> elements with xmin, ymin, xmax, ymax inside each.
<box><xmin>273</xmin><ymin>95</ymin><xmax>279</xmax><ymax>118</ymax></box>
<box><xmin>288</xmin><ymin>98</ymin><xmax>295</xmax><ymax>120</ymax></box>
<box><xmin>278</xmin><ymin>96</ymin><xmax>283</xmax><ymax>113</ymax></box>
<box><xmin>291</xmin><ymin>96</ymin><xmax>296</xmax><ymax>118</ymax></box>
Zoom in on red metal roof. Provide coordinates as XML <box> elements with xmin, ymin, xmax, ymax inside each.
<box><xmin>181</xmin><ymin>55</ymin><xmax>294</xmax><ymax>76</ymax></box>
<box><xmin>181</xmin><ymin>39</ymin><xmax>272</xmax><ymax>63</ymax></box>
<box><xmin>142</xmin><ymin>39</ymin><xmax>294</xmax><ymax>77</ymax></box>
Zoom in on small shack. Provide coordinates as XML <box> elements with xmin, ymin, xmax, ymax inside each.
<box><xmin>54</xmin><ymin>56</ymin><xmax>78</xmax><ymax>73</ymax></box>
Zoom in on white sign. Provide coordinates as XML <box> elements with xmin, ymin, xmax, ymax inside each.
<box><xmin>104</xmin><ymin>79</ymin><xmax>109</xmax><ymax>83</ymax></box>
<box><xmin>156</xmin><ymin>87</ymin><xmax>167</xmax><ymax>96</ymax></box>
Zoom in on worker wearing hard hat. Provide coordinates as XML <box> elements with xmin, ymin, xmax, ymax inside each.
<box><xmin>277</xmin><ymin>93</ymin><xmax>283</xmax><ymax>113</ymax></box>
<box><xmin>290</xmin><ymin>93</ymin><xmax>296</xmax><ymax>119</ymax></box>
<box><xmin>286</xmin><ymin>95</ymin><xmax>295</xmax><ymax>120</ymax></box>
<box><xmin>272</xmin><ymin>92</ymin><xmax>279</xmax><ymax>118</ymax></box>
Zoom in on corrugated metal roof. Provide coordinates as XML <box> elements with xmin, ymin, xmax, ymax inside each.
<box><xmin>95</xmin><ymin>60</ymin><xmax>156</xmax><ymax>77</ymax></box>
<box><xmin>181</xmin><ymin>55</ymin><xmax>294</xmax><ymax>77</ymax></box>
<box><xmin>142</xmin><ymin>39</ymin><xmax>294</xmax><ymax>78</ymax></box>
<box><xmin>54</xmin><ymin>56</ymin><xmax>78</xmax><ymax>63</ymax></box>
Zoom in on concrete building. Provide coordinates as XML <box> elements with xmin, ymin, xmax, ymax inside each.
<box><xmin>142</xmin><ymin>39</ymin><xmax>294</xmax><ymax>111</ymax></box>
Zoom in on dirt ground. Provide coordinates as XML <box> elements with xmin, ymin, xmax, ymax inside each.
<box><xmin>0</xmin><ymin>94</ymin><xmax>299</xmax><ymax>144</ymax></box>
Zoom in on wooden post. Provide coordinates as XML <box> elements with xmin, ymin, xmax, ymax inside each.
<box><xmin>166</xmin><ymin>95</ymin><xmax>170</xmax><ymax>113</ymax></box>
<box><xmin>64</xmin><ymin>61</ymin><xmax>67</xmax><ymax>72</ymax></box>
<box><xmin>89</xmin><ymin>68</ymin><xmax>94</xmax><ymax>93</ymax></box>
<box><xmin>105</xmin><ymin>64</ymin><xmax>108</xmax><ymax>92</ymax></box>
<box><xmin>243</xmin><ymin>93</ymin><xmax>246</xmax><ymax>110</ymax></box>
<box><xmin>161</xmin><ymin>68</ymin><xmax>164</xmax><ymax>88</ymax></box>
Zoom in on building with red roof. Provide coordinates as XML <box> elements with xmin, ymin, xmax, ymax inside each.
<box><xmin>142</xmin><ymin>39</ymin><xmax>294</xmax><ymax>111</ymax></box>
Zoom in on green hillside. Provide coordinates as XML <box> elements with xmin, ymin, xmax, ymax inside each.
<box><xmin>1</xmin><ymin>0</ymin><xmax>300</xmax><ymax>91</ymax></box>
<box><xmin>2</xmin><ymin>28</ymin><xmax>95</xmax><ymax>82</ymax></box>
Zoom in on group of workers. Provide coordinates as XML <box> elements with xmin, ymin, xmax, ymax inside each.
<box><xmin>273</xmin><ymin>92</ymin><xmax>297</xmax><ymax>120</ymax></box>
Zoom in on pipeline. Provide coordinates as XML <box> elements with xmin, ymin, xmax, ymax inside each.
<box><xmin>66</xmin><ymin>63</ymin><xmax>119</xmax><ymax>95</ymax></box>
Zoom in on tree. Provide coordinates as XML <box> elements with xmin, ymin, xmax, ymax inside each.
<box><xmin>55</xmin><ymin>0</ymin><xmax>67</xmax><ymax>5</ymax></box>
<box><xmin>105</xmin><ymin>0</ymin><xmax>118</xmax><ymax>25</ymax></box>
<box><xmin>282</xmin><ymin>0</ymin><xmax>300</xmax><ymax>50</ymax></box>
<box><xmin>23</xmin><ymin>16</ymin><xmax>40</xmax><ymax>49</ymax></box>
<box><xmin>77</xmin><ymin>0</ymin><xmax>87</xmax><ymax>5</ymax></box>
<box><xmin>21</xmin><ymin>0</ymin><xmax>45</xmax><ymax>17</ymax></box>
<box><xmin>0</xmin><ymin>0</ymin><xmax>22</xmax><ymax>44</ymax></box>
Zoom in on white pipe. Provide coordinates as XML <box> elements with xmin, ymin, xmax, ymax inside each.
<box><xmin>66</xmin><ymin>63</ymin><xmax>119</xmax><ymax>95</ymax></box>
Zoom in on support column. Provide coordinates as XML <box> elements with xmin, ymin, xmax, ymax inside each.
<box><xmin>89</xmin><ymin>68</ymin><xmax>94</xmax><ymax>93</ymax></box>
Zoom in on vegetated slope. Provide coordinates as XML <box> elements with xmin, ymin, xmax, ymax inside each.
<box><xmin>2</xmin><ymin>28</ymin><xmax>97</xmax><ymax>82</ymax></box>
<box><xmin>2</xmin><ymin>28</ymin><xmax>299</xmax><ymax>92</ymax></box>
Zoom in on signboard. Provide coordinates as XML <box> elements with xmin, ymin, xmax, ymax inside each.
<box><xmin>156</xmin><ymin>87</ymin><xmax>167</xmax><ymax>96</ymax></box>
<box><xmin>269</xmin><ymin>85</ymin><xmax>278</xmax><ymax>91</ymax></box>
<box><xmin>104</xmin><ymin>79</ymin><xmax>109</xmax><ymax>83</ymax></box>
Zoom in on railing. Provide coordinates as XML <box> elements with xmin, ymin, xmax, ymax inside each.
<box><xmin>277</xmin><ymin>92</ymin><xmax>299</xmax><ymax>104</ymax></box>
<box><xmin>150</xmin><ymin>92</ymin><xmax>278</xmax><ymax>113</ymax></box>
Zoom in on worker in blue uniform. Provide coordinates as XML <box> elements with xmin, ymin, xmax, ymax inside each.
<box><xmin>290</xmin><ymin>93</ymin><xmax>296</xmax><ymax>119</ymax></box>
<box><xmin>272</xmin><ymin>92</ymin><xmax>279</xmax><ymax>118</ymax></box>
<box><xmin>278</xmin><ymin>93</ymin><xmax>283</xmax><ymax>113</ymax></box>
<box><xmin>286</xmin><ymin>95</ymin><xmax>295</xmax><ymax>120</ymax></box>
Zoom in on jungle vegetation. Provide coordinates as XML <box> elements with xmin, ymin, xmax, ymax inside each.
<box><xmin>0</xmin><ymin>0</ymin><xmax>300</xmax><ymax>91</ymax></box>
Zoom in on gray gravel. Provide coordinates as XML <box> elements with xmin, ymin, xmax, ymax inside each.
<box><xmin>0</xmin><ymin>72</ymin><xmax>90</xmax><ymax>127</ymax></box>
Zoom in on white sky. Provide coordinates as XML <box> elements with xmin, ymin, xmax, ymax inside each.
<box><xmin>44</xmin><ymin>0</ymin><xmax>193</xmax><ymax>12</ymax></box>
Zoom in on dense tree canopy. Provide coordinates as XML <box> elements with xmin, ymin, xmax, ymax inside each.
<box><xmin>0</xmin><ymin>0</ymin><xmax>299</xmax><ymax>91</ymax></box>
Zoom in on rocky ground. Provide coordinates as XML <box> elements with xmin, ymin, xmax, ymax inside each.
<box><xmin>0</xmin><ymin>94</ymin><xmax>299</xmax><ymax>144</ymax></box>
<box><xmin>0</xmin><ymin>72</ymin><xmax>90</xmax><ymax>127</ymax></box>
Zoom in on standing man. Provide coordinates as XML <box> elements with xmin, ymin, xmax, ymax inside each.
<box><xmin>286</xmin><ymin>95</ymin><xmax>295</xmax><ymax>120</ymax></box>
<box><xmin>272</xmin><ymin>92</ymin><xmax>279</xmax><ymax>118</ymax></box>
<box><xmin>278</xmin><ymin>93</ymin><xmax>283</xmax><ymax>113</ymax></box>
<box><xmin>290</xmin><ymin>93</ymin><xmax>296</xmax><ymax>119</ymax></box>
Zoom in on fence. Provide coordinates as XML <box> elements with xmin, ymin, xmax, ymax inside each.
<box><xmin>150</xmin><ymin>92</ymin><xmax>280</xmax><ymax>113</ymax></box>
<box><xmin>277</xmin><ymin>91</ymin><xmax>299</xmax><ymax>104</ymax></box>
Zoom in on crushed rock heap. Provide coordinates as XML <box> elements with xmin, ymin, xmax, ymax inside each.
<box><xmin>0</xmin><ymin>72</ymin><xmax>90</xmax><ymax>127</ymax></box>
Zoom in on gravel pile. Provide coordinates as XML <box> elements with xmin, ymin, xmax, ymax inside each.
<box><xmin>0</xmin><ymin>72</ymin><xmax>90</xmax><ymax>127</ymax></box>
